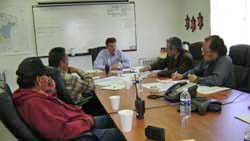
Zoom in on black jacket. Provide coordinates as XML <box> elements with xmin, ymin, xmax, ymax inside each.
<box><xmin>150</xmin><ymin>51</ymin><xmax>194</xmax><ymax>77</ymax></box>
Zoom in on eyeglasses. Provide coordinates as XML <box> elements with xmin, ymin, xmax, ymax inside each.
<box><xmin>201</xmin><ymin>48</ymin><xmax>212</xmax><ymax>54</ymax></box>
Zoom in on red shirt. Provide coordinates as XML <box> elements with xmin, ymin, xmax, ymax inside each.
<box><xmin>13</xmin><ymin>89</ymin><xmax>93</xmax><ymax>140</ymax></box>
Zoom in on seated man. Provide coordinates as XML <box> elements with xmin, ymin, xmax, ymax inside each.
<box><xmin>13</xmin><ymin>57</ymin><xmax>125</xmax><ymax>141</ymax></box>
<box><xmin>94</xmin><ymin>37</ymin><xmax>131</xmax><ymax>70</ymax></box>
<box><xmin>49</xmin><ymin>47</ymin><xmax>95</xmax><ymax>105</ymax></box>
<box><xmin>172</xmin><ymin>35</ymin><xmax>233</xmax><ymax>87</ymax></box>
<box><xmin>140</xmin><ymin>37</ymin><xmax>193</xmax><ymax>77</ymax></box>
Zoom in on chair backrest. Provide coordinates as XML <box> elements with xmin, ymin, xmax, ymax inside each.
<box><xmin>229</xmin><ymin>44</ymin><xmax>250</xmax><ymax>67</ymax></box>
<box><xmin>50</xmin><ymin>68</ymin><xmax>75</xmax><ymax>105</ymax></box>
<box><xmin>189</xmin><ymin>42</ymin><xmax>203</xmax><ymax>64</ymax></box>
<box><xmin>0</xmin><ymin>81</ymin><xmax>40</xmax><ymax>141</ymax></box>
<box><xmin>88</xmin><ymin>46</ymin><xmax>106</xmax><ymax>66</ymax></box>
<box><xmin>229</xmin><ymin>44</ymin><xmax>250</xmax><ymax>92</ymax></box>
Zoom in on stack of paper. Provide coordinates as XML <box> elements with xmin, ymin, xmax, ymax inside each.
<box><xmin>197</xmin><ymin>86</ymin><xmax>229</xmax><ymax>94</ymax></box>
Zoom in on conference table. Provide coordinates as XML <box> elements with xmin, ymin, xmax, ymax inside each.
<box><xmin>95</xmin><ymin>77</ymin><xmax>168</xmax><ymax>114</ymax></box>
<box><xmin>95</xmin><ymin>74</ymin><xmax>250</xmax><ymax>141</ymax></box>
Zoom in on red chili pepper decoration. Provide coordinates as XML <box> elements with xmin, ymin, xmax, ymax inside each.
<box><xmin>197</xmin><ymin>12</ymin><xmax>204</xmax><ymax>30</ymax></box>
<box><xmin>185</xmin><ymin>15</ymin><xmax>190</xmax><ymax>30</ymax></box>
<box><xmin>191</xmin><ymin>16</ymin><xmax>196</xmax><ymax>32</ymax></box>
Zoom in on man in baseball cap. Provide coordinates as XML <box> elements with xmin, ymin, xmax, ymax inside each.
<box><xmin>16</xmin><ymin>57</ymin><xmax>52</xmax><ymax>79</ymax></box>
<box><xmin>13</xmin><ymin>57</ymin><xmax>125</xmax><ymax>141</ymax></box>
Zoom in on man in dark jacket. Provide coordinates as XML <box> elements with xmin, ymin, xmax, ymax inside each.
<box><xmin>48</xmin><ymin>47</ymin><xmax>95</xmax><ymax>105</ymax></box>
<box><xmin>13</xmin><ymin>57</ymin><xmax>125</xmax><ymax>141</ymax></box>
<box><xmin>172</xmin><ymin>35</ymin><xmax>234</xmax><ymax>87</ymax></box>
<box><xmin>140</xmin><ymin>37</ymin><xmax>193</xmax><ymax>77</ymax></box>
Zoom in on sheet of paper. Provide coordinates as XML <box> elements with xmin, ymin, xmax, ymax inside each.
<box><xmin>85</xmin><ymin>69</ymin><xmax>103</xmax><ymax>74</ymax></box>
<box><xmin>156</xmin><ymin>79</ymin><xmax>174</xmax><ymax>83</ymax></box>
<box><xmin>92</xmin><ymin>76</ymin><xmax>101</xmax><ymax>80</ymax></box>
<box><xmin>122</xmin><ymin>68</ymin><xmax>131</xmax><ymax>72</ymax></box>
<box><xmin>101</xmin><ymin>84</ymin><xmax>125</xmax><ymax>91</ymax></box>
<box><xmin>122</xmin><ymin>73</ymin><xmax>137</xmax><ymax>79</ymax></box>
<box><xmin>131</xmin><ymin>66</ymin><xmax>144</xmax><ymax>71</ymax></box>
<box><xmin>140</xmin><ymin>71</ymin><xmax>151</xmax><ymax>78</ymax></box>
<box><xmin>122</xmin><ymin>72</ymin><xmax>150</xmax><ymax>80</ymax></box>
<box><xmin>151</xmin><ymin>70</ymin><xmax>162</xmax><ymax>73</ymax></box>
<box><xmin>235</xmin><ymin>114</ymin><xmax>250</xmax><ymax>124</ymax></box>
<box><xmin>197</xmin><ymin>86</ymin><xmax>229</xmax><ymax>95</ymax></box>
<box><xmin>94</xmin><ymin>76</ymin><xmax>125</xmax><ymax>86</ymax></box>
<box><xmin>156</xmin><ymin>79</ymin><xmax>188</xmax><ymax>83</ymax></box>
<box><xmin>142</xmin><ymin>82</ymin><xmax>177</xmax><ymax>92</ymax></box>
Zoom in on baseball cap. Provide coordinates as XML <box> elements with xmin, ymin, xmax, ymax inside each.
<box><xmin>16</xmin><ymin>57</ymin><xmax>52</xmax><ymax>78</ymax></box>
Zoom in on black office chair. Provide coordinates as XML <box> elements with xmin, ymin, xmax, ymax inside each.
<box><xmin>49</xmin><ymin>67</ymin><xmax>106</xmax><ymax>116</ymax></box>
<box><xmin>0</xmin><ymin>80</ymin><xmax>97</xmax><ymax>141</ymax></box>
<box><xmin>50</xmin><ymin>68</ymin><xmax>76</xmax><ymax>105</ymax></box>
<box><xmin>189</xmin><ymin>41</ymin><xmax>203</xmax><ymax>65</ymax></box>
<box><xmin>229</xmin><ymin>44</ymin><xmax>250</xmax><ymax>93</ymax></box>
<box><xmin>88</xmin><ymin>46</ymin><xmax>106</xmax><ymax>66</ymax></box>
<box><xmin>0</xmin><ymin>81</ymin><xmax>41</xmax><ymax>141</ymax></box>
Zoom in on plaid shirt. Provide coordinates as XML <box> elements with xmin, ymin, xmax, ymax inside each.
<box><xmin>61</xmin><ymin>69</ymin><xmax>95</xmax><ymax>104</ymax></box>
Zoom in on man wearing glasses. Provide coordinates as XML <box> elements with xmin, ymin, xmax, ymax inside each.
<box><xmin>172</xmin><ymin>35</ymin><xmax>233</xmax><ymax>87</ymax></box>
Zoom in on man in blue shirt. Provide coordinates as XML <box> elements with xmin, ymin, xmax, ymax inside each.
<box><xmin>94</xmin><ymin>37</ymin><xmax>131</xmax><ymax>70</ymax></box>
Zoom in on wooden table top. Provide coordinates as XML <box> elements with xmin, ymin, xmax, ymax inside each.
<box><xmin>110</xmin><ymin>90</ymin><xmax>250</xmax><ymax>141</ymax></box>
<box><xmin>95</xmin><ymin>75</ymin><xmax>244</xmax><ymax>114</ymax></box>
<box><xmin>94</xmin><ymin>74</ymin><xmax>250</xmax><ymax>141</ymax></box>
<box><xmin>95</xmin><ymin>77</ymin><xmax>168</xmax><ymax>114</ymax></box>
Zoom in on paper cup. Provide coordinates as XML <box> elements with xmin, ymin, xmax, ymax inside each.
<box><xmin>118</xmin><ymin>109</ymin><xmax>134</xmax><ymax>132</ymax></box>
<box><xmin>109</xmin><ymin>96</ymin><xmax>120</xmax><ymax>111</ymax></box>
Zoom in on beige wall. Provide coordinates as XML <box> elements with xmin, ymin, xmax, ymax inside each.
<box><xmin>179</xmin><ymin>0</ymin><xmax>211</xmax><ymax>43</ymax></box>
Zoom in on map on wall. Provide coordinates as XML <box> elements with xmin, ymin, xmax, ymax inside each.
<box><xmin>0</xmin><ymin>0</ymin><xmax>32</xmax><ymax>55</ymax></box>
<box><xmin>0</xmin><ymin>13</ymin><xmax>17</xmax><ymax>51</ymax></box>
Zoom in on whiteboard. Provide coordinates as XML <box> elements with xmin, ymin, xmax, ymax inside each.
<box><xmin>33</xmin><ymin>2</ymin><xmax>137</xmax><ymax>56</ymax></box>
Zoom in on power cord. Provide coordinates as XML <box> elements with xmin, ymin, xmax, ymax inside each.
<box><xmin>222</xmin><ymin>92</ymin><xmax>246</xmax><ymax>105</ymax></box>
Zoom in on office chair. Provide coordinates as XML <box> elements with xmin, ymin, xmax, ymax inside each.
<box><xmin>50</xmin><ymin>68</ymin><xmax>76</xmax><ymax>105</ymax></box>
<box><xmin>0</xmin><ymin>81</ymin><xmax>41</xmax><ymax>141</ymax></box>
<box><xmin>0</xmin><ymin>81</ymin><xmax>97</xmax><ymax>141</ymax></box>
<box><xmin>189</xmin><ymin>41</ymin><xmax>203</xmax><ymax>65</ymax></box>
<box><xmin>229</xmin><ymin>44</ymin><xmax>250</xmax><ymax>93</ymax></box>
<box><xmin>50</xmin><ymin>67</ymin><xmax>106</xmax><ymax>116</ymax></box>
<box><xmin>88</xmin><ymin>46</ymin><xmax>106</xmax><ymax>66</ymax></box>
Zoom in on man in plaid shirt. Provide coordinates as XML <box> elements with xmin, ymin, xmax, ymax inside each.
<box><xmin>48</xmin><ymin>47</ymin><xmax>95</xmax><ymax>105</ymax></box>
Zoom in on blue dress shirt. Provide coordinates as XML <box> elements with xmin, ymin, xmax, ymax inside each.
<box><xmin>94</xmin><ymin>49</ymin><xmax>131</xmax><ymax>70</ymax></box>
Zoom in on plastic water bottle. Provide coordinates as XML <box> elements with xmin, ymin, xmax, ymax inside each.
<box><xmin>117</xmin><ymin>62</ymin><xmax>123</xmax><ymax>77</ymax></box>
<box><xmin>135</xmin><ymin>73</ymin><xmax>143</xmax><ymax>93</ymax></box>
<box><xmin>180</xmin><ymin>88</ymin><xmax>191</xmax><ymax>118</ymax></box>
<box><xmin>244</xmin><ymin>125</ymin><xmax>250</xmax><ymax>141</ymax></box>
